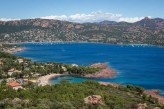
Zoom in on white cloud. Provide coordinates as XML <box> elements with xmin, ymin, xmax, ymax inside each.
<box><xmin>41</xmin><ymin>11</ymin><xmax>150</xmax><ymax>23</ymax></box>
<box><xmin>0</xmin><ymin>18</ymin><xmax>20</xmax><ymax>21</ymax></box>
<box><xmin>118</xmin><ymin>16</ymin><xmax>151</xmax><ymax>23</ymax></box>
<box><xmin>41</xmin><ymin>15</ymin><xmax>68</xmax><ymax>21</ymax></box>
<box><xmin>0</xmin><ymin>11</ymin><xmax>151</xmax><ymax>23</ymax></box>
<box><xmin>41</xmin><ymin>11</ymin><xmax>123</xmax><ymax>23</ymax></box>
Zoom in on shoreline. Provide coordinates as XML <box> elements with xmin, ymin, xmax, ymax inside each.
<box><xmin>4</xmin><ymin>41</ymin><xmax>157</xmax><ymax>47</ymax></box>
<box><xmin>5</xmin><ymin>47</ymin><xmax>26</xmax><ymax>54</ymax></box>
<box><xmin>36</xmin><ymin>73</ymin><xmax>164</xmax><ymax>104</ymax></box>
<box><xmin>37</xmin><ymin>73</ymin><xmax>64</xmax><ymax>86</ymax></box>
<box><xmin>85</xmin><ymin>62</ymin><xmax>116</xmax><ymax>78</ymax></box>
<box><xmin>144</xmin><ymin>90</ymin><xmax>164</xmax><ymax>104</ymax></box>
<box><xmin>4</xmin><ymin>43</ymin><xmax>163</xmax><ymax>103</ymax></box>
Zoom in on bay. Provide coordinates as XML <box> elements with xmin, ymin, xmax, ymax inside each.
<box><xmin>15</xmin><ymin>42</ymin><xmax>164</xmax><ymax>93</ymax></box>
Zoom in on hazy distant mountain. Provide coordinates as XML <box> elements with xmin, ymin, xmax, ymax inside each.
<box><xmin>0</xmin><ymin>18</ymin><xmax>164</xmax><ymax>46</ymax></box>
<box><xmin>95</xmin><ymin>20</ymin><xmax>118</xmax><ymax>25</ymax></box>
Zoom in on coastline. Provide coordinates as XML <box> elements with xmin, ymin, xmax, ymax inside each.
<box><xmin>144</xmin><ymin>90</ymin><xmax>164</xmax><ymax>104</ymax></box>
<box><xmin>5</xmin><ymin>42</ymin><xmax>163</xmax><ymax>104</ymax></box>
<box><xmin>5</xmin><ymin>47</ymin><xmax>26</xmax><ymax>54</ymax></box>
<box><xmin>85</xmin><ymin>62</ymin><xmax>116</xmax><ymax>78</ymax></box>
<box><xmin>4</xmin><ymin>41</ymin><xmax>157</xmax><ymax>47</ymax></box>
<box><xmin>37</xmin><ymin>73</ymin><xmax>64</xmax><ymax>86</ymax></box>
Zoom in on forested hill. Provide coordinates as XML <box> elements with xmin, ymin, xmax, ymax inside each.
<box><xmin>0</xmin><ymin>17</ymin><xmax>164</xmax><ymax>46</ymax></box>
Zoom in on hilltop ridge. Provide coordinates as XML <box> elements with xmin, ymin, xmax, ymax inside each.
<box><xmin>0</xmin><ymin>18</ymin><xmax>164</xmax><ymax>46</ymax></box>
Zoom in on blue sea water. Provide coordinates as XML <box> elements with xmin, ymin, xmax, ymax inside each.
<box><xmin>15</xmin><ymin>42</ymin><xmax>164</xmax><ymax>93</ymax></box>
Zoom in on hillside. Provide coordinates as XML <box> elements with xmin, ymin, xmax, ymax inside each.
<box><xmin>0</xmin><ymin>17</ymin><xmax>164</xmax><ymax>46</ymax></box>
<box><xmin>0</xmin><ymin>80</ymin><xmax>163</xmax><ymax>109</ymax></box>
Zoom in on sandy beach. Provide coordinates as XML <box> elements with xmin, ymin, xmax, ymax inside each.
<box><xmin>37</xmin><ymin>73</ymin><xmax>64</xmax><ymax>86</ymax></box>
<box><xmin>6</xmin><ymin>47</ymin><xmax>26</xmax><ymax>53</ymax></box>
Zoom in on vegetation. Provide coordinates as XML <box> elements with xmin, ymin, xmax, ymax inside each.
<box><xmin>0</xmin><ymin>81</ymin><xmax>163</xmax><ymax>109</ymax></box>
<box><xmin>67</xmin><ymin>66</ymin><xmax>99</xmax><ymax>76</ymax></box>
<box><xmin>0</xmin><ymin>51</ymin><xmax>99</xmax><ymax>79</ymax></box>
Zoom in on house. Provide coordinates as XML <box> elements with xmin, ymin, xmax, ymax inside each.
<box><xmin>8</xmin><ymin>68</ymin><xmax>21</xmax><ymax>76</ymax></box>
<box><xmin>0</xmin><ymin>62</ymin><xmax>3</xmax><ymax>65</ymax></box>
<box><xmin>8</xmin><ymin>68</ymin><xmax>15</xmax><ymax>76</ymax></box>
<box><xmin>0</xmin><ymin>62</ymin><xmax>3</xmax><ymax>69</ymax></box>
<box><xmin>17</xmin><ymin>58</ymin><xmax>24</xmax><ymax>63</ymax></box>
<box><xmin>71</xmin><ymin>64</ymin><xmax>78</xmax><ymax>67</ymax></box>
<box><xmin>61</xmin><ymin>66</ymin><xmax>67</xmax><ymax>72</ymax></box>
<box><xmin>2</xmin><ymin>73</ymin><xmax>7</xmax><ymax>78</ymax></box>
<box><xmin>17</xmin><ymin>78</ymin><xmax>28</xmax><ymax>85</ymax></box>
<box><xmin>24</xmin><ymin>67</ymin><xmax>30</xmax><ymax>71</ymax></box>
<box><xmin>6</xmin><ymin>78</ymin><xmax>15</xmax><ymax>83</ymax></box>
<box><xmin>14</xmin><ymin>70</ymin><xmax>21</xmax><ymax>74</ymax></box>
<box><xmin>8</xmin><ymin>81</ymin><xmax>23</xmax><ymax>90</ymax></box>
<box><xmin>0</xmin><ymin>58</ymin><xmax>3</xmax><ymax>60</ymax></box>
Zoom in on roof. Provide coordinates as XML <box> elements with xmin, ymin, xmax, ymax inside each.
<box><xmin>8</xmin><ymin>68</ymin><xmax>15</xmax><ymax>72</ymax></box>
<box><xmin>17</xmin><ymin>58</ymin><xmax>23</xmax><ymax>61</ymax></box>
<box><xmin>15</xmin><ymin>70</ymin><xmax>21</xmax><ymax>73</ymax></box>
<box><xmin>8</xmin><ymin>81</ymin><xmax>21</xmax><ymax>87</ymax></box>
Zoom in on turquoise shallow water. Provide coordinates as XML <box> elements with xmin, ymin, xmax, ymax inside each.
<box><xmin>15</xmin><ymin>42</ymin><xmax>164</xmax><ymax>93</ymax></box>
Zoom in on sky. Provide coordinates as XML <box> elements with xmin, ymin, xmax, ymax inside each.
<box><xmin>0</xmin><ymin>0</ymin><xmax>164</xmax><ymax>23</ymax></box>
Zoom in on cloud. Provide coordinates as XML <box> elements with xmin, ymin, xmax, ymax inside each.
<box><xmin>118</xmin><ymin>16</ymin><xmax>152</xmax><ymax>23</ymax></box>
<box><xmin>0</xmin><ymin>11</ymin><xmax>151</xmax><ymax>23</ymax></box>
<box><xmin>41</xmin><ymin>11</ymin><xmax>123</xmax><ymax>23</ymax></box>
<box><xmin>41</xmin><ymin>15</ymin><xmax>68</xmax><ymax>21</ymax></box>
<box><xmin>41</xmin><ymin>11</ymin><xmax>150</xmax><ymax>23</ymax></box>
<box><xmin>0</xmin><ymin>18</ymin><xmax>20</xmax><ymax>21</ymax></box>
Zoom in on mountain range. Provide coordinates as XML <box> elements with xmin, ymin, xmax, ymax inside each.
<box><xmin>0</xmin><ymin>17</ymin><xmax>164</xmax><ymax>46</ymax></box>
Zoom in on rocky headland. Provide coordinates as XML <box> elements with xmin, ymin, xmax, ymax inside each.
<box><xmin>85</xmin><ymin>62</ymin><xmax>116</xmax><ymax>78</ymax></box>
<box><xmin>144</xmin><ymin>90</ymin><xmax>164</xmax><ymax>104</ymax></box>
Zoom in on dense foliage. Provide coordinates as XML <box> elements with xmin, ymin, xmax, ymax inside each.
<box><xmin>0</xmin><ymin>81</ymin><xmax>162</xmax><ymax>109</ymax></box>
<box><xmin>0</xmin><ymin>51</ymin><xmax>99</xmax><ymax>79</ymax></box>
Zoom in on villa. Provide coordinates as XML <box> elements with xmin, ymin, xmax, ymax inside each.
<box><xmin>0</xmin><ymin>62</ymin><xmax>3</xmax><ymax>65</ymax></box>
<box><xmin>6</xmin><ymin>78</ymin><xmax>15</xmax><ymax>83</ymax></box>
<box><xmin>0</xmin><ymin>62</ymin><xmax>3</xmax><ymax>69</ymax></box>
<box><xmin>17</xmin><ymin>58</ymin><xmax>24</xmax><ymax>63</ymax></box>
<box><xmin>8</xmin><ymin>68</ymin><xmax>21</xmax><ymax>76</ymax></box>
<box><xmin>8</xmin><ymin>81</ymin><xmax>23</xmax><ymax>90</ymax></box>
<box><xmin>8</xmin><ymin>68</ymin><xmax>15</xmax><ymax>76</ymax></box>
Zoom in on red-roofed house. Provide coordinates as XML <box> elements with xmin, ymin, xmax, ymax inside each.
<box><xmin>8</xmin><ymin>81</ymin><xmax>23</xmax><ymax>90</ymax></box>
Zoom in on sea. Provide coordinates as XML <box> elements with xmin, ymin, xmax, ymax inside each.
<box><xmin>14</xmin><ymin>42</ymin><xmax>164</xmax><ymax>94</ymax></box>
